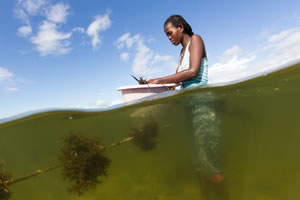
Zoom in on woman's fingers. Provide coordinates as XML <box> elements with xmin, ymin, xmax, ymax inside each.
<box><xmin>148</xmin><ymin>79</ymin><xmax>159</xmax><ymax>84</ymax></box>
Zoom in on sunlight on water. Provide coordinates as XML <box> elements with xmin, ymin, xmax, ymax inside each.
<box><xmin>0</xmin><ymin>63</ymin><xmax>300</xmax><ymax>200</ymax></box>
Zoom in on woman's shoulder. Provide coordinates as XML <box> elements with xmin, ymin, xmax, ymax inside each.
<box><xmin>190</xmin><ymin>35</ymin><xmax>204</xmax><ymax>48</ymax></box>
<box><xmin>191</xmin><ymin>34</ymin><xmax>203</xmax><ymax>42</ymax></box>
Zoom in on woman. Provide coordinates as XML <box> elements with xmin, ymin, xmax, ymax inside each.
<box><xmin>149</xmin><ymin>15</ymin><xmax>224</xmax><ymax>184</ymax></box>
<box><xmin>148</xmin><ymin>15</ymin><xmax>208</xmax><ymax>88</ymax></box>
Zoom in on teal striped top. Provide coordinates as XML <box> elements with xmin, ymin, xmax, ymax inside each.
<box><xmin>177</xmin><ymin>40</ymin><xmax>208</xmax><ymax>88</ymax></box>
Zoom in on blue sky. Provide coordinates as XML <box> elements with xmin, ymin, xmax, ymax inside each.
<box><xmin>0</xmin><ymin>0</ymin><xmax>300</xmax><ymax>119</ymax></box>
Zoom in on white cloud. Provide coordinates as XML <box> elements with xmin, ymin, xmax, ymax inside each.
<box><xmin>114</xmin><ymin>33</ymin><xmax>177</xmax><ymax>76</ymax></box>
<box><xmin>120</xmin><ymin>52</ymin><xmax>130</xmax><ymax>61</ymax></box>
<box><xmin>71</xmin><ymin>98</ymin><xmax>123</xmax><ymax>109</ymax></box>
<box><xmin>88</xmin><ymin>100</ymin><xmax>109</xmax><ymax>109</ymax></box>
<box><xmin>254</xmin><ymin>27</ymin><xmax>300</xmax><ymax>71</ymax></box>
<box><xmin>0</xmin><ymin>67</ymin><xmax>13</xmax><ymax>82</ymax></box>
<box><xmin>0</xmin><ymin>67</ymin><xmax>18</xmax><ymax>92</ymax></box>
<box><xmin>15</xmin><ymin>2</ymin><xmax>112</xmax><ymax>56</ymax></box>
<box><xmin>6</xmin><ymin>87</ymin><xmax>19</xmax><ymax>92</ymax></box>
<box><xmin>267</xmin><ymin>28</ymin><xmax>297</xmax><ymax>43</ymax></box>
<box><xmin>15</xmin><ymin>0</ymin><xmax>48</xmax><ymax>23</ymax></box>
<box><xmin>133</xmin><ymin>40</ymin><xmax>156</xmax><ymax>74</ymax></box>
<box><xmin>45</xmin><ymin>3</ymin><xmax>69</xmax><ymax>24</ymax></box>
<box><xmin>72</xmin><ymin>27</ymin><xmax>85</xmax><ymax>33</ymax></box>
<box><xmin>151</xmin><ymin>54</ymin><xmax>174</xmax><ymax>65</ymax></box>
<box><xmin>114</xmin><ymin>33</ymin><xmax>140</xmax><ymax>49</ymax></box>
<box><xmin>87</xmin><ymin>13</ymin><xmax>112</xmax><ymax>50</ymax></box>
<box><xmin>20</xmin><ymin>0</ymin><xmax>48</xmax><ymax>15</ymax></box>
<box><xmin>17</xmin><ymin>25</ymin><xmax>32</xmax><ymax>37</ymax></box>
<box><xmin>15</xmin><ymin>8</ymin><xmax>30</xmax><ymax>24</ymax></box>
<box><xmin>15</xmin><ymin>1</ymin><xmax>75</xmax><ymax>56</ymax></box>
<box><xmin>92</xmin><ymin>99</ymin><xmax>123</xmax><ymax>108</ymax></box>
<box><xmin>31</xmin><ymin>21</ymin><xmax>72</xmax><ymax>56</ymax></box>
<box><xmin>111</xmin><ymin>99</ymin><xmax>124</xmax><ymax>105</ymax></box>
<box><xmin>208</xmin><ymin>49</ymin><xmax>256</xmax><ymax>84</ymax></box>
<box><xmin>219</xmin><ymin>45</ymin><xmax>242</xmax><ymax>63</ymax></box>
<box><xmin>208</xmin><ymin>27</ymin><xmax>300</xmax><ymax>84</ymax></box>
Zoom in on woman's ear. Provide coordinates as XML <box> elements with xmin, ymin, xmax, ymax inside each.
<box><xmin>178</xmin><ymin>24</ymin><xmax>184</xmax><ymax>32</ymax></box>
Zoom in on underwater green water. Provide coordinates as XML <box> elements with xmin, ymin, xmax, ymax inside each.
<box><xmin>1</xmin><ymin>63</ymin><xmax>300</xmax><ymax>200</ymax></box>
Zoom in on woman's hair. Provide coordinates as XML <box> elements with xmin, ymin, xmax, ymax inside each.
<box><xmin>164</xmin><ymin>15</ymin><xmax>194</xmax><ymax>36</ymax></box>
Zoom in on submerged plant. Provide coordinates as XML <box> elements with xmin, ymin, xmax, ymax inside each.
<box><xmin>105</xmin><ymin>119</ymin><xmax>159</xmax><ymax>151</ymax></box>
<box><xmin>60</xmin><ymin>119</ymin><xmax>159</xmax><ymax>195</ymax></box>
<box><xmin>0</xmin><ymin>163</ymin><xmax>11</xmax><ymax>200</ymax></box>
<box><xmin>0</xmin><ymin>118</ymin><xmax>159</xmax><ymax>198</ymax></box>
<box><xmin>0</xmin><ymin>164</ymin><xmax>60</xmax><ymax>200</ymax></box>
<box><xmin>129</xmin><ymin>119</ymin><xmax>159</xmax><ymax>151</ymax></box>
<box><xmin>59</xmin><ymin>132</ymin><xmax>111</xmax><ymax>196</ymax></box>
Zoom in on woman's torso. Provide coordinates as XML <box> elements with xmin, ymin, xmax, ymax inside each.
<box><xmin>177</xmin><ymin>40</ymin><xmax>208</xmax><ymax>88</ymax></box>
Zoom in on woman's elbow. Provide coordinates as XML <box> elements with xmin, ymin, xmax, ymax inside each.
<box><xmin>189</xmin><ymin>69</ymin><xmax>199</xmax><ymax>78</ymax></box>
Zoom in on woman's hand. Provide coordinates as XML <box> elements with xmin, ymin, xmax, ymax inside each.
<box><xmin>147</xmin><ymin>79</ymin><xmax>160</xmax><ymax>84</ymax></box>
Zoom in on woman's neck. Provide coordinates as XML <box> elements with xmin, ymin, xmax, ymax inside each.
<box><xmin>181</xmin><ymin>34</ymin><xmax>191</xmax><ymax>49</ymax></box>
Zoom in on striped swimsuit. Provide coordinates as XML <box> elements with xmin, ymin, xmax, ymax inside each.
<box><xmin>177</xmin><ymin>40</ymin><xmax>208</xmax><ymax>88</ymax></box>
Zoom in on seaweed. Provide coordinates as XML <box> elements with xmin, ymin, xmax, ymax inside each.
<box><xmin>129</xmin><ymin>119</ymin><xmax>158</xmax><ymax>151</ymax></box>
<box><xmin>131</xmin><ymin>75</ymin><xmax>148</xmax><ymax>84</ymax></box>
<box><xmin>0</xmin><ymin>164</ymin><xmax>60</xmax><ymax>200</ymax></box>
<box><xmin>0</xmin><ymin>118</ymin><xmax>159</xmax><ymax>198</ymax></box>
<box><xmin>59</xmin><ymin>132</ymin><xmax>111</xmax><ymax>196</ymax></box>
<box><xmin>59</xmin><ymin>119</ymin><xmax>159</xmax><ymax>195</ymax></box>
<box><xmin>0</xmin><ymin>163</ymin><xmax>11</xmax><ymax>200</ymax></box>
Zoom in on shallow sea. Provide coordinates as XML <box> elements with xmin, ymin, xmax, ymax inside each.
<box><xmin>0</xmin><ymin>63</ymin><xmax>300</xmax><ymax>200</ymax></box>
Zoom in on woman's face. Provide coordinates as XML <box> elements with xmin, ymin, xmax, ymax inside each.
<box><xmin>164</xmin><ymin>22</ymin><xmax>183</xmax><ymax>46</ymax></box>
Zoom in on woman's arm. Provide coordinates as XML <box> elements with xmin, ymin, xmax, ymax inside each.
<box><xmin>148</xmin><ymin>35</ymin><xmax>205</xmax><ymax>84</ymax></box>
